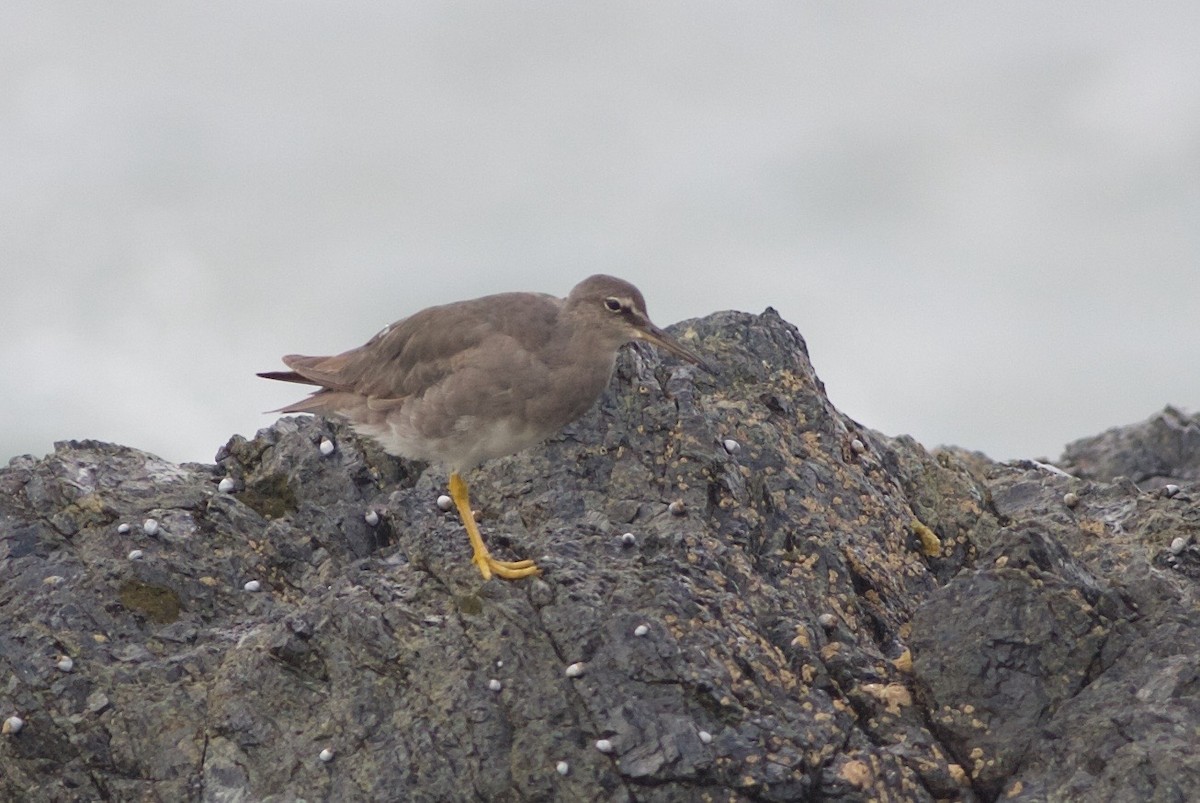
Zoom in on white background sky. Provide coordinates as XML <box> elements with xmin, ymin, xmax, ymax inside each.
<box><xmin>3</xmin><ymin>3</ymin><xmax>1198</xmax><ymax>466</ymax></box>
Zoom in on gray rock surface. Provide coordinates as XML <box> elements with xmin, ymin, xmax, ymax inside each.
<box><xmin>2</xmin><ymin>309</ymin><xmax>1198</xmax><ymax>802</ymax></box>
<box><xmin>1059</xmin><ymin>405</ymin><xmax>1200</xmax><ymax>487</ymax></box>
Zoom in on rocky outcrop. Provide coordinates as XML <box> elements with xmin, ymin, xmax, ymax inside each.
<box><xmin>2</xmin><ymin>309</ymin><xmax>1198</xmax><ymax>802</ymax></box>
<box><xmin>1059</xmin><ymin>405</ymin><xmax>1200</xmax><ymax>488</ymax></box>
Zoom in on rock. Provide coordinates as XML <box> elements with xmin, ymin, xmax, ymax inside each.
<box><xmin>1</xmin><ymin>309</ymin><xmax>1198</xmax><ymax>801</ymax></box>
<box><xmin>1059</xmin><ymin>405</ymin><xmax>1200</xmax><ymax>487</ymax></box>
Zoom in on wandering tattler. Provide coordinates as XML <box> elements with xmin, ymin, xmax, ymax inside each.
<box><xmin>259</xmin><ymin>275</ymin><xmax>710</xmax><ymax>581</ymax></box>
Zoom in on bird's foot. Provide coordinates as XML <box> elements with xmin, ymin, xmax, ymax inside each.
<box><xmin>474</xmin><ymin>552</ymin><xmax>540</xmax><ymax>581</ymax></box>
<box><xmin>450</xmin><ymin>472</ymin><xmax>541</xmax><ymax>581</ymax></box>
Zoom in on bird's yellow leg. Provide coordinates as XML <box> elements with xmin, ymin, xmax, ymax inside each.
<box><xmin>448</xmin><ymin>472</ymin><xmax>540</xmax><ymax>581</ymax></box>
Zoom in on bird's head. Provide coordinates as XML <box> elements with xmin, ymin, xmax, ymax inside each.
<box><xmin>567</xmin><ymin>274</ymin><xmax>713</xmax><ymax>373</ymax></box>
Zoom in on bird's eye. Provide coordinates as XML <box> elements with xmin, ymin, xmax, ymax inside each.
<box><xmin>604</xmin><ymin>298</ymin><xmax>623</xmax><ymax>312</ymax></box>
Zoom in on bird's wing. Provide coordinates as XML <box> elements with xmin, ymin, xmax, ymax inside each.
<box><xmin>278</xmin><ymin>352</ymin><xmax>356</xmax><ymax>389</ymax></box>
<box><xmin>277</xmin><ymin>292</ymin><xmax>562</xmax><ymax>401</ymax></box>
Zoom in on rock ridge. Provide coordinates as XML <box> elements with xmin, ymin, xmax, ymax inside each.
<box><xmin>2</xmin><ymin>309</ymin><xmax>1198</xmax><ymax>801</ymax></box>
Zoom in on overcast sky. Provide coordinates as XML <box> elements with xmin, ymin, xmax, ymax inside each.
<box><xmin>3</xmin><ymin>2</ymin><xmax>1198</xmax><ymax>467</ymax></box>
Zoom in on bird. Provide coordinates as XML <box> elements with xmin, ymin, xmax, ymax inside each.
<box><xmin>258</xmin><ymin>274</ymin><xmax>711</xmax><ymax>581</ymax></box>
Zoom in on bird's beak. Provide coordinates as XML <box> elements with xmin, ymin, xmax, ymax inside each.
<box><xmin>637</xmin><ymin>324</ymin><xmax>716</xmax><ymax>375</ymax></box>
